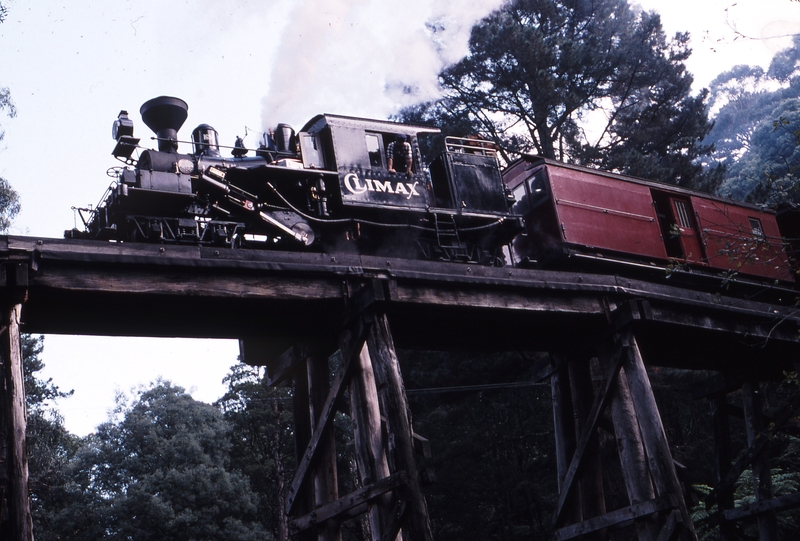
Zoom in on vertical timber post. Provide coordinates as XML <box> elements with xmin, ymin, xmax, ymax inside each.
<box><xmin>711</xmin><ymin>395</ymin><xmax>735</xmax><ymax>541</ymax></box>
<box><xmin>600</xmin><ymin>337</ymin><xmax>659</xmax><ymax>541</ymax></box>
<box><xmin>550</xmin><ymin>357</ymin><xmax>582</xmax><ymax>526</ymax></box>
<box><xmin>741</xmin><ymin>382</ymin><xmax>778</xmax><ymax>541</ymax></box>
<box><xmin>292</xmin><ymin>359</ymin><xmax>316</xmax><ymax>541</ymax></box>
<box><xmin>348</xmin><ymin>339</ymin><xmax>395</xmax><ymax>541</ymax></box>
<box><xmin>619</xmin><ymin>327</ymin><xmax>697</xmax><ymax>541</ymax></box>
<box><xmin>567</xmin><ymin>358</ymin><xmax>606</xmax><ymax>532</ymax></box>
<box><xmin>0</xmin><ymin>302</ymin><xmax>33</xmax><ymax>541</ymax></box>
<box><xmin>366</xmin><ymin>311</ymin><xmax>433</xmax><ymax>541</ymax></box>
<box><xmin>308</xmin><ymin>354</ymin><xmax>342</xmax><ymax>541</ymax></box>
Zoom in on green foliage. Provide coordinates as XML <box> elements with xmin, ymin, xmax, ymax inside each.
<box><xmin>398</xmin><ymin>0</ymin><xmax>717</xmax><ymax>187</ymax></box>
<box><xmin>398</xmin><ymin>350</ymin><xmax>557</xmax><ymax>540</ymax></box>
<box><xmin>0</xmin><ymin>85</ymin><xmax>20</xmax><ymax>232</ymax></box>
<box><xmin>21</xmin><ymin>335</ymin><xmax>81</xmax><ymax>540</ymax></box>
<box><xmin>0</xmin><ymin>176</ymin><xmax>20</xmax><ymax>233</ymax></box>
<box><xmin>0</xmin><ymin>85</ymin><xmax>16</xmax><ymax>147</ymax></box>
<box><xmin>36</xmin><ymin>381</ymin><xmax>267</xmax><ymax>541</ymax></box>
<box><xmin>708</xmin><ymin>35</ymin><xmax>800</xmax><ymax>204</ymax></box>
<box><xmin>216</xmin><ymin>363</ymin><xmax>295</xmax><ymax>540</ymax></box>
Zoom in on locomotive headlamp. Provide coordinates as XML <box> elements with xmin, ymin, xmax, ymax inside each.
<box><xmin>112</xmin><ymin>110</ymin><xmax>134</xmax><ymax>141</ymax></box>
<box><xmin>112</xmin><ymin>110</ymin><xmax>140</xmax><ymax>160</ymax></box>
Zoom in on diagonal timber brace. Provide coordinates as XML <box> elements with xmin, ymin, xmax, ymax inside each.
<box><xmin>552</xmin><ymin>342</ymin><xmax>625</xmax><ymax>527</ymax></box>
<box><xmin>285</xmin><ymin>314</ymin><xmax>372</xmax><ymax>515</ymax></box>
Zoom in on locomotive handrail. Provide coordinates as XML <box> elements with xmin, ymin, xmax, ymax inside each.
<box><xmin>444</xmin><ymin>136</ymin><xmax>498</xmax><ymax>157</ymax></box>
<box><xmin>264</xmin><ymin>181</ymin><xmax>507</xmax><ymax>233</ymax></box>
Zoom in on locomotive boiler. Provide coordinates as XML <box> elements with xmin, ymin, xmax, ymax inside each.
<box><xmin>67</xmin><ymin>96</ymin><xmax>522</xmax><ymax>266</ymax></box>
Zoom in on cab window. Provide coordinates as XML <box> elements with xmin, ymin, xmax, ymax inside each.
<box><xmin>365</xmin><ymin>133</ymin><xmax>384</xmax><ymax>168</ymax></box>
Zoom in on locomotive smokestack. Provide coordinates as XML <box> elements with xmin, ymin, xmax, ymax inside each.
<box><xmin>140</xmin><ymin>96</ymin><xmax>189</xmax><ymax>153</ymax></box>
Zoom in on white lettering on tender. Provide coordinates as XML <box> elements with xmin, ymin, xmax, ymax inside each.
<box><xmin>373</xmin><ymin>180</ymin><xmax>394</xmax><ymax>193</ymax></box>
<box><xmin>343</xmin><ymin>173</ymin><xmax>367</xmax><ymax>194</ymax></box>
<box><xmin>343</xmin><ymin>174</ymin><xmax>422</xmax><ymax>200</ymax></box>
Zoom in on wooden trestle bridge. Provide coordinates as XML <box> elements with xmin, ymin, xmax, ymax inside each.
<box><xmin>1</xmin><ymin>235</ymin><xmax>800</xmax><ymax>541</ymax></box>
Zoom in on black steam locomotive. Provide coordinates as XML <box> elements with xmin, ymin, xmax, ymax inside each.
<box><xmin>67</xmin><ymin>96</ymin><xmax>522</xmax><ymax>265</ymax></box>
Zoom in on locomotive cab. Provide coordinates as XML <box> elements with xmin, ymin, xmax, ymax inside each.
<box><xmin>297</xmin><ymin>114</ymin><xmax>438</xmax><ymax>212</ymax></box>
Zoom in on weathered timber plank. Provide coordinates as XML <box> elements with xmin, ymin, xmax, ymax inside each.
<box><xmin>349</xmin><ymin>335</ymin><xmax>395</xmax><ymax>541</ymax></box>
<box><xmin>550</xmin><ymin>359</ymin><xmax>582</xmax><ymax>524</ymax></box>
<box><xmin>602</xmin><ymin>335</ymin><xmax>659</xmax><ymax>541</ymax></box>
<box><xmin>290</xmin><ymin>472</ymin><xmax>408</xmax><ymax>534</ymax></box>
<box><xmin>252</xmin><ymin>343</ymin><xmax>309</xmax><ymax>387</ymax></box>
<box><xmin>30</xmin><ymin>267</ymin><xmax>344</xmax><ymax>300</ymax></box>
<box><xmin>22</xmin><ymin>236</ymin><xmax>364</xmax><ymax>273</ymax></box>
<box><xmin>621</xmin><ymin>329</ymin><xmax>697</xmax><ymax>541</ymax></box>
<box><xmin>553</xmin><ymin>495</ymin><xmax>677</xmax><ymax>541</ymax></box>
<box><xmin>642</xmin><ymin>304</ymin><xmax>799</xmax><ymax>343</ymax></box>
<box><xmin>367</xmin><ymin>312</ymin><xmax>433</xmax><ymax>541</ymax></box>
<box><xmin>654</xmin><ymin>510</ymin><xmax>679</xmax><ymax>541</ymax></box>
<box><xmin>722</xmin><ymin>491</ymin><xmax>800</xmax><ymax>521</ymax></box>
<box><xmin>1</xmin><ymin>304</ymin><xmax>34</xmax><ymax>541</ymax></box>
<box><xmin>291</xmin><ymin>361</ymin><xmax>316</xmax><ymax>541</ymax></box>
<box><xmin>568</xmin><ymin>359</ymin><xmax>606</xmax><ymax>523</ymax></box>
<box><xmin>391</xmin><ymin>285</ymin><xmax>605</xmax><ymax>314</ymax></box>
<box><xmin>379</xmin><ymin>498</ymin><xmax>408</xmax><ymax>541</ymax></box>
<box><xmin>308</xmin><ymin>356</ymin><xmax>342</xmax><ymax>541</ymax></box>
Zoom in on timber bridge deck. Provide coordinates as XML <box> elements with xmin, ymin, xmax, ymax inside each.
<box><xmin>1</xmin><ymin>235</ymin><xmax>799</xmax><ymax>540</ymax></box>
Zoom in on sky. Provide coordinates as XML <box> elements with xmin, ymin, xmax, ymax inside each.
<box><xmin>0</xmin><ymin>0</ymin><xmax>799</xmax><ymax>436</ymax></box>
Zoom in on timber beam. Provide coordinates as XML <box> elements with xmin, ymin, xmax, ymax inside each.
<box><xmin>0</xmin><ymin>235</ymin><xmax>795</xmax><ymax>375</ymax></box>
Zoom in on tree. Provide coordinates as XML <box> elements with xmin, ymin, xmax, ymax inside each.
<box><xmin>706</xmin><ymin>35</ymin><xmax>800</xmax><ymax>204</ymax></box>
<box><xmin>217</xmin><ymin>363</ymin><xmax>296</xmax><ymax>541</ymax></box>
<box><xmin>399</xmin><ymin>0</ymin><xmax>719</xmax><ymax>188</ymax></box>
<box><xmin>21</xmin><ymin>335</ymin><xmax>80</xmax><ymax>541</ymax></box>
<box><xmin>49</xmin><ymin>381</ymin><xmax>267</xmax><ymax>541</ymax></box>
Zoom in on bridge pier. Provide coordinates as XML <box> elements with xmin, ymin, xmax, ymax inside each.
<box><xmin>0</xmin><ymin>257</ymin><xmax>33</xmax><ymax>541</ymax></box>
<box><xmin>550</xmin><ymin>323</ymin><xmax>697</xmax><ymax>541</ymax></box>
<box><xmin>280</xmin><ymin>282</ymin><xmax>433</xmax><ymax>541</ymax></box>
<box><xmin>0</xmin><ymin>300</ymin><xmax>33</xmax><ymax>541</ymax></box>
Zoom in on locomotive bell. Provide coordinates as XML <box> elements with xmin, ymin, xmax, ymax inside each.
<box><xmin>140</xmin><ymin>96</ymin><xmax>188</xmax><ymax>153</ymax></box>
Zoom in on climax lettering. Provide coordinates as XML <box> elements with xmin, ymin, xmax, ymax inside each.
<box><xmin>373</xmin><ymin>180</ymin><xmax>394</xmax><ymax>193</ymax></box>
<box><xmin>343</xmin><ymin>174</ymin><xmax>422</xmax><ymax>200</ymax></box>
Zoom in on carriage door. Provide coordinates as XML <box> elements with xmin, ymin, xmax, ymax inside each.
<box><xmin>669</xmin><ymin>197</ymin><xmax>705</xmax><ymax>264</ymax></box>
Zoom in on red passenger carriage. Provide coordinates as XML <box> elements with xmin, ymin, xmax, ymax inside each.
<box><xmin>504</xmin><ymin>156</ymin><xmax>794</xmax><ymax>287</ymax></box>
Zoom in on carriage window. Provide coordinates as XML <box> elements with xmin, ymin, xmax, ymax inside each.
<box><xmin>365</xmin><ymin>133</ymin><xmax>383</xmax><ymax>168</ymax></box>
<box><xmin>674</xmin><ymin>200</ymin><xmax>693</xmax><ymax>229</ymax></box>
<box><xmin>749</xmin><ymin>217</ymin><xmax>765</xmax><ymax>238</ymax></box>
<box><xmin>527</xmin><ymin>169</ymin><xmax>549</xmax><ymax>209</ymax></box>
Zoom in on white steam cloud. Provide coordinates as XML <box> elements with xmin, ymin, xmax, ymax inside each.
<box><xmin>260</xmin><ymin>0</ymin><xmax>505</xmax><ymax>131</ymax></box>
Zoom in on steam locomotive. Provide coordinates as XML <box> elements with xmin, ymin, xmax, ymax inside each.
<box><xmin>67</xmin><ymin>96</ymin><xmax>798</xmax><ymax>292</ymax></box>
<box><xmin>67</xmin><ymin>96</ymin><xmax>522</xmax><ymax>265</ymax></box>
